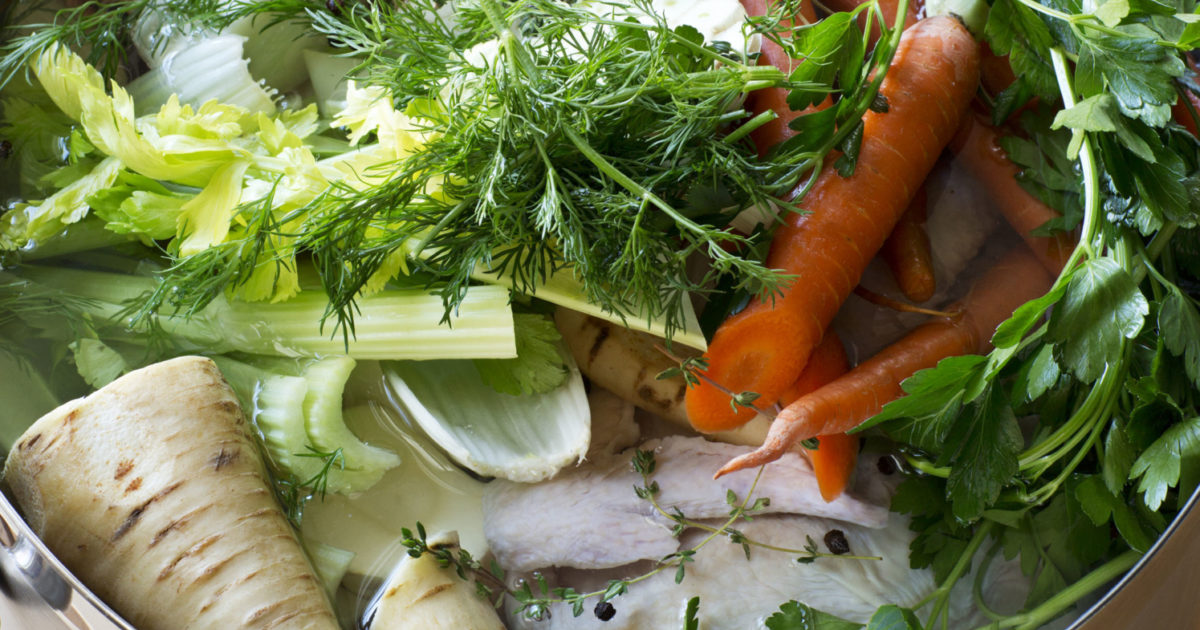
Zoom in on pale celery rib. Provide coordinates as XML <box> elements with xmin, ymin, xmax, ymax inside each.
<box><xmin>20</xmin><ymin>265</ymin><xmax>517</xmax><ymax>360</ymax></box>
<box><xmin>473</xmin><ymin>264</ymin><xmax>709</xmax><ymax>351</ymax></box>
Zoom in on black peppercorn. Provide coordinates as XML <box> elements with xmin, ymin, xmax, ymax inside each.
<box><xmin>876</xmin><ymin>455</ymin><xmax>897</xmax><ymax>475</ymax></box>
<box><xmin>326</xmin><ymin>0</ymin><xmax>342</xmax><ymax>14</ymax></box>
<box><xmin>824</xmin><ymin>529</ymin><xmax>851</xmax><ymax>555</ymax></box>
<box><xmin>0</xmin><ymin>140</ymin><xmax>11</xmax><ymax>159</ymax></box>
<box><xmin>594</xmin><ymin>600</ymin><xmax>616</xmax><ymax>621</ymax></box>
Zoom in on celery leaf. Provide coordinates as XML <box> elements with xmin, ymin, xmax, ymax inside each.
<box><xmin>475</xmin><ymin>313</ymin><xmax>568</xmax><ymax>396</ymax></box>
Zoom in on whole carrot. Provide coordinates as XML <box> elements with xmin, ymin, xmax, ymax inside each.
<box><xmin>779</xmin><ymin>331</ymin><xmax>859</xmax><ymax>502</ymax></box>
<box><xmin>685</xmin><ymin>16</ymin><xmax>981</xmax><ymax>433</ymax></box>
<box><xmin>880</xmin><ymin>185</ymin><xmax>936</xmax><ymax>303</ymax></box>
<box><xmin>742</xmin><ymin>0</ymin><xmax>821</xmax><ymax>157</ymax></box>
<box><xmin>822</xmin><ymin>0</ymin><xmax>936</xmax><ymax>304</ymax></box>
<box><xmin>716</xmin><ymin>246</ymin><xmax>1054</xmax><ymax>476</ymax></box>
<box><xmin>952</xmin><ymin>115</ymin><xmax>1075</xmax><ymax>274</ymax></box>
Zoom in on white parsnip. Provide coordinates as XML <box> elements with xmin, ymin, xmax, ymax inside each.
<box><xmin>555</xmin><ymin>308</ymin><xmax>769</xmax><ymax>445</ymax></box>
<box><xmin>3</xmin><ymin>356</ymin><xmax>338</xmax><ymax>630</ymax></box>
<box><xmin>370</xmin><ymin>531</ymin><xmax>505</xmax><ymax>630</ymax></box>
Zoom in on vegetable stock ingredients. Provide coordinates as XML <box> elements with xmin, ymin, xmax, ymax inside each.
<box><xmin>718</xmin><ymin>246</ymin><xmax>1054</xmax><ymax>476</ymax></box>
<box><xmin>685</xmin><ymin>15</ymin><xmax>982</xmax><ymax>432</ymax></box>
<box><xmin>2</xmin><ymin>356</ymin><xmax>337</xmax><ymax>630</ymax></box>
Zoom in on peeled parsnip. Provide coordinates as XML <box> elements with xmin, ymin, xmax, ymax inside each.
<box><xmin>3</xmin><ymin>356</ymin><xmax>338</xmax><ymax>630</ymax></box>
<box><xmin>370</xmin><ymin>531</ymin><xmax>504</xmax><ymax>630</ymax></box>
<box><xmin>555</xmin><ymin>308</ymin><xmax>769</xmax><ymax>446</ymax></box>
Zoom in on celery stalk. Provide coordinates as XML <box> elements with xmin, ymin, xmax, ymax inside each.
<box><xmin>19</xmin><ymin>266</ymin><xmax>517</xmax><ymax>360</ymax></box>
<box><xmin>472</xmin><ymin>265</ymin><xmax>709</xmax><ymax>351</ymax></box>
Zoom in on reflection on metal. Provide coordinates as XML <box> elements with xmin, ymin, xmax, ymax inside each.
<box><xmin>0</xmin><ymin>491</ymin><xmax>129</xmax><ymax>630</ymax></box>
<box><xmin>1071</xmin><ymin>484</ymin><xmax>1200</xmax><ymax>629</ymax></box>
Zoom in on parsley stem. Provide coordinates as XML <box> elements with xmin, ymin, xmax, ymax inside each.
<box><xmin>924</xmin><ymin>520</ymin><xmax>994</xmax><ymax>629</ymax></box>
<box><xmin>1050</xmin><ymin>47</ymin><xmax>1099</xmax><ymax>260</ymax></box>
<box><xmin>979</xmin><ymin>550</ymin><xmax>1140</xmax><ymax>630</ymax></box>
<box><xmin>1019</xmin><ymin>358</ymin><xmax>1122</xmax><ymax>472</ymax></box>
<box><xmin>1013</xmin><ymin>0</ymin><xmax>1179</xmax><ymax>49</ymax></box>
<box><xmin>903</xmin><ymin>453</ymin><xmax>949</xmax><ymax>478</ymax></box>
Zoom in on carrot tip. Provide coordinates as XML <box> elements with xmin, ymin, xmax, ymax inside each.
<box><xmin>715</xmin><ymin>444</ymin><xmax>787</xmax><ymax>479</ymax></box>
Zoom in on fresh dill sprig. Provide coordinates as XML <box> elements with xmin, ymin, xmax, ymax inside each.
<box><xmin>274</xmin><ymin>445</ymin><xmax>346</xmax><ymax>526</ymax></box>
<box><xmin>141</xmin><ymin>0</ymin><xmax>897</xmax><ymax>341</ymax></box>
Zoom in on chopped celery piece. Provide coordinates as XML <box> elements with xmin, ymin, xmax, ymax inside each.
<box><xmin>301</xmin><ymin>356</ymin><xmax>402</xmax><ymax>476</ymax></box>
<box><xmin>472</xmin><ymin>265</ymin><xmax>708</xmax><ymax>351</ymax></box>
<box><xmin>18</xmin><ymin>266</ymin><xmax>517</xmax><ymax>360</ymax></box>
<box><xmin>213</xmin><ymin>356</ymin><xmax>398</xmax><ymax>495</ymax></box>
<box><xmin>383</xmin><ymin>355</ymin><xmax>590</xmax><ymax>483</ymax></box>
<box><xmin>300</xmin><ymin>402</ymin><xmax>488</xmax><ymax>581</ymax></box>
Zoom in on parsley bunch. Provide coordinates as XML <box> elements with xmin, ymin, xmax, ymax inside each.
<box><xmin>800</xmin><ymin>0</ymin><xmax>1200</xmax><ymax>627</ymax></box>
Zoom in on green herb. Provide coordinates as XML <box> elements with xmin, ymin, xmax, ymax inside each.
<box><xmin>854</xmin><ymin>0</ymin><xmax>1200</xmax><ymax>625</ymax></box>
<box><xmin>398</xmin><ymin>449</ymin><xmax>880</xmax><ymax>621</ymax></box>
<box><xmin>473</xmin><ymin>313</ymin><xmax>569</xmax><ymax>396</ymax></box>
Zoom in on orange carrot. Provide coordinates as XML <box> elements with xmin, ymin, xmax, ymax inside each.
<box><xmin>980</xmin><ymin>42</ymin><xmax>1018</xmax><ymax>97</ymax></box>
<box><xmin>822</xmin><ymin>0</ymin><xmax>936</xmax><ymax>303</ymax></box>
<box><xmin>742</xmin><ymin>0</ymin><xmax>821</xmax><ymax>157</ymax></box>
<box><xmin>685</xmin><ymin>16</ymin><xmax>981</xmax><ymax>433</ymax></box>
<box><xmin>779</xmin><ymin>332</ymin><xmax>858</xmax><ymax>502</ymax></box>
<box><xmin>822</xmin><ymin>0</ymin><xmax>921</xmax><ymax>45</ymax></box>
<box><xmin>779</xmin><ymin>330</ymin><xmax>850</xmax><ymax>403</ymax></box>
<box><xmin>716</xmin><ymin>246</ymin><xmax>1054</xmax><ymax>476</ymax></box>
<box><xmin>952</xmin><ymin>115</ymin><xmax>1075</xmax><ymax>274</ymax></box>
<box><xmin>880</xmin><ymin>185</ymin><xmax>935</xmax><ymax>303</ymax></box>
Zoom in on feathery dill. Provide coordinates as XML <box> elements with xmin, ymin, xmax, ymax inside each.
<box><xmin>138</xmin><ymin>0</ymin><xmax>897</xmax><ymax>341</ymax></box>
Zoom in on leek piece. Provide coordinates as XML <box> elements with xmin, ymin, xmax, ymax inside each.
<box><xmin>473</xmin><ymin>264</ymin><xmax>708</xmax><ymax>350</ymax></box>
<box><xmin>383</xmin><ymin>355</ymin><xmax>590</xmax><ymax>483</ymax></box>
<box><xmin>18</xmin><ymin>266</ymin><xmax>517</xmax><ymax>360</ymax></box>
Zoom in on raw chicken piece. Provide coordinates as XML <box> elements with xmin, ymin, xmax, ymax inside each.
<box><xmin>584</xmin><ymin>387</ymin><xmax>639</xmax><ymax>462</ymax></box>
<box><xmin>483</xmin><ymin>435</ymin><xmax>889</xmax><ymax>572</ymax></box>
<box><xmin>504</xmin><ymin>512</ymin><xmax>1029</xmax><ymax>630</ymax></box>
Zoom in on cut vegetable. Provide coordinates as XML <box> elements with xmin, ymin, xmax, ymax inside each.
<box><xmin>2</xmin><ymin>356</ymin><xmax>338</xmax><ymax>630</ymax></box>
<box><xmin>368</xmin><ymin>531</ymin><xmax>504</xmax><ymax>630</ymax></box>
<box><xmin>214</xmin><ymin>355</ymin><xmax>400</xmax><ymax>495</ymax></box>
<box><xmin>18</xmin><ymin>266</ymin><xmax>517</xmax><ymax>360</ymax></box>
<box><xmin>300</xmin><ymin>356</ymin><xmax>402</xmax><ymax>479</ymax></box>
<box><xmin>383</xmin><ymin>356</ymin><xmax>590</xmax><ymax>483</ymax></box>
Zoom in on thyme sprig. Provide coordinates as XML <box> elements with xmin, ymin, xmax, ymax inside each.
<box><xmin>399</xmin><ymin>449</ymin><xmax>881</xmax><ymax>622</ymax></box>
